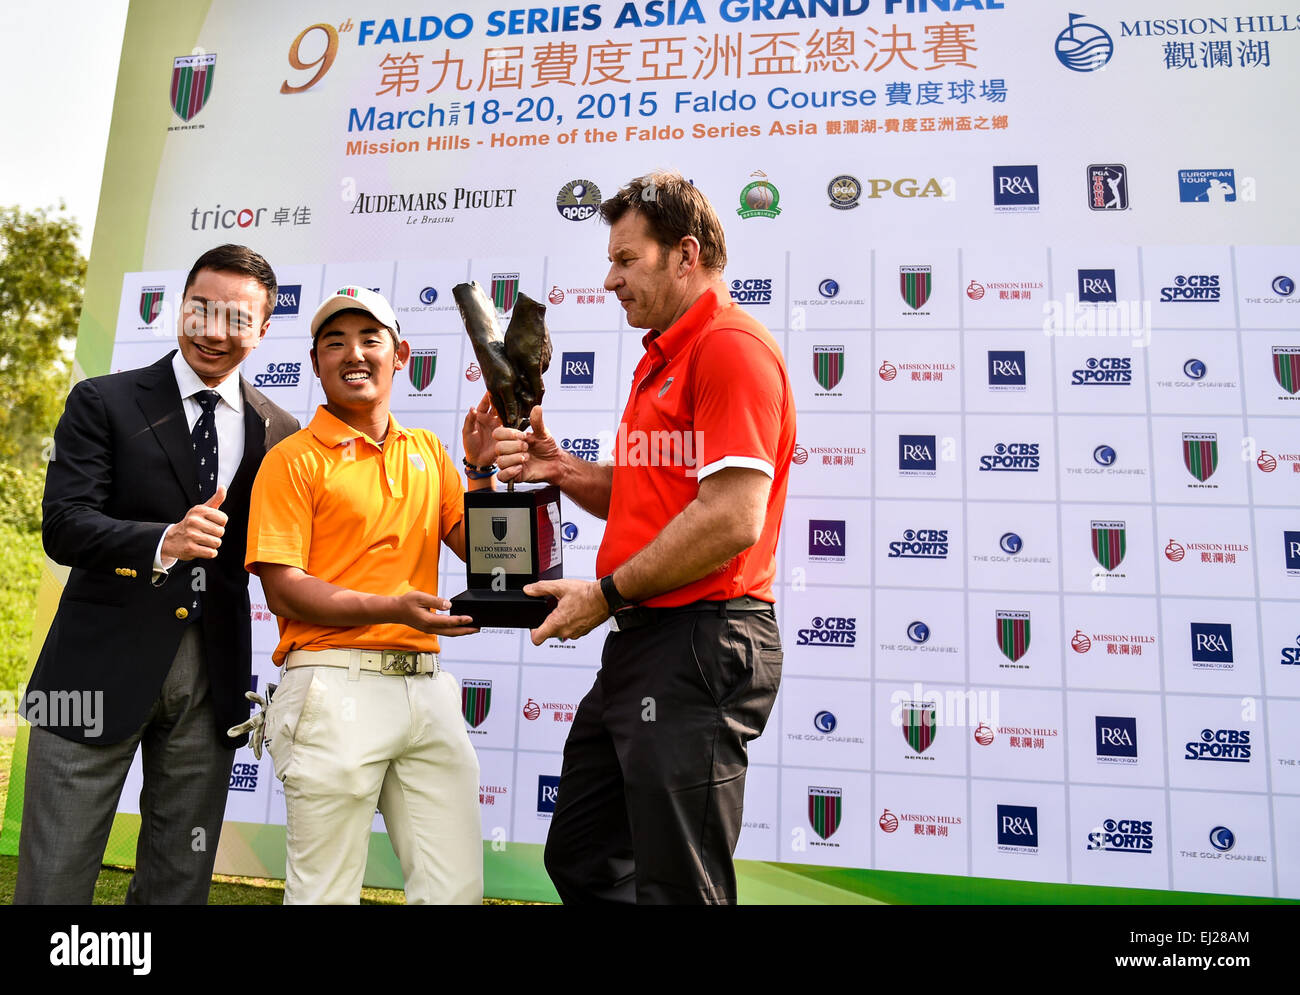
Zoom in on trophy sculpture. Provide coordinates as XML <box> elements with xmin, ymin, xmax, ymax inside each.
<box><xmin>449</xmin><ymin>281</ymin><xmax>562</xmax><ymax>628</ymax></box>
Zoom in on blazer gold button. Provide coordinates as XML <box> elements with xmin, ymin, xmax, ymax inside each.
<box><xmin>175</xmin><ymin>607</ymin><xmax>189</xmax><ymax>620</ymax></box>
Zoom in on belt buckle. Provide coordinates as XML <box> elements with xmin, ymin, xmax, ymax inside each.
<box><xmin>380</xmin><ymin>651</ymin><xmax>419</xmax><ymax>676</ymax></box>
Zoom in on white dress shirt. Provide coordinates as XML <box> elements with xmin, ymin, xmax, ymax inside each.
<box><xmin>153</xmin><ymin>350</ymin><xmax>247</xmax><ymax>574</ymax></box>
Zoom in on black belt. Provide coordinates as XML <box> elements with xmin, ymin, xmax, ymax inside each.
<box><xmin>608</xmin><ymin>595</ymin><xmax>773</xmax><ymax>633</ymax></box>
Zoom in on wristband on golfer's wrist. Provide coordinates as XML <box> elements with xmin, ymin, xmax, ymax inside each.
<box><xmin>600</xmin><ymin>574</ymin><xmax>633</xmax><ymax>614</ymax></box>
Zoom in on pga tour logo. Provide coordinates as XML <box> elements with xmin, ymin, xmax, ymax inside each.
<box><xmin>808</xmin><ymin>520</ymin><xmax>846</xmax><ymax>561</ymax></box>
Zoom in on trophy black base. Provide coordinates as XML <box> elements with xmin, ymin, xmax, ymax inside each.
<box><xmin>450</xmin><ymin>587</ymin><xmax>557</xmax><ymax>630</ymax></box>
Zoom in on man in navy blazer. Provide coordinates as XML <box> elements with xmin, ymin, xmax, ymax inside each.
<box><xmin>15</xmin><ymin>244</ymin><xmax>299</xmax><ymax>904</ymax></box>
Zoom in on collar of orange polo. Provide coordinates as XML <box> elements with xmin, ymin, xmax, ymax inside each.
<box><xmin>307</xmin><ymin>406</ymin><xmax>408</xmax><ymax>449</ymax></box>
<box><xmin>641</xmin><ymin>285</ymin><xmax>729</xmax><ymax>363</ymax></box>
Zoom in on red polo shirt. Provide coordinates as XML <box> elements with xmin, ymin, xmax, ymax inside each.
<box><xmin>596</xmin><ymin>286</ymin><xmax>795</xmax><ymax>606</ymax></box>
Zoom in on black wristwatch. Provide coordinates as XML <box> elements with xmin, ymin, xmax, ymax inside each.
<box><xmin>600</xmin><ymin>574</ymin><xmax>633</xmax><ymax>614</ymax></box>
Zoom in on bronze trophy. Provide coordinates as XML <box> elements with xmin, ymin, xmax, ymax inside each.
<box><xmin>449</xmin><ymin>281</ymin><xmax>562</xmax><ymax>628</ymax></box>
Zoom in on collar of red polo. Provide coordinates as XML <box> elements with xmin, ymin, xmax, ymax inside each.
<box><xmin>641</xmin><ymin>285</ymin><xmax>730</xmax><ymax>364</ymax></box>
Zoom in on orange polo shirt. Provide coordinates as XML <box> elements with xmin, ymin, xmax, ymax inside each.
<box><xmin>596</xmin><ymin>286</ymin><xmax>796</xmax><ymax>606</ymax></box>
<box><xmin>246</xmin><ymin>407</ymin><xmax>464</xmax><ymax>664</ymax></box>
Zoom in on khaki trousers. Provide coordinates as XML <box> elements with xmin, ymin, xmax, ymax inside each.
<box><xmin>266</xmin><ymin>662</ymin><xmax>482</xmax><ymax>904</ymax></box>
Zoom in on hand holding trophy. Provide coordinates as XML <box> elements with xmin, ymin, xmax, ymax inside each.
<box><xmin>449</xmin><ymin>282</ymin><xmax>563</xmax><ymax>628</ymax></box>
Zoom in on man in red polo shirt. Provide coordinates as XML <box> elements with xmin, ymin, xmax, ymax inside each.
<box><xmin>494</xmin><ymin>170</ymin><xmax>796</xmax><ymax>904</ymax></box>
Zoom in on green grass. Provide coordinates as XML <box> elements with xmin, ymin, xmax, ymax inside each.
<box><xmin>0</xmin><ymin>734</ymin><xmax>538</xmax><ymax>904</ymax></box>
<box><xmin>0</xmin><ymin>523</ymin><xmax>41</xmax><ymax>691</ymax></box>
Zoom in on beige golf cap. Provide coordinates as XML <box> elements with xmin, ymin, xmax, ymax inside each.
<box><xmin>310</xmin><ymin>285</ymin><xmax>400</xmax><ymax>341</ymax></box>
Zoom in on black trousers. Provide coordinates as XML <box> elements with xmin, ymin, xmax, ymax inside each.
<box><xmin>543</xmin><ymin>603</ymin><xmax>782</xmax><ymax>904</ymax></box>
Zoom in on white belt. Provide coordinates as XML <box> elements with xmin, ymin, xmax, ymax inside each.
<box><xmin>285</xmin><ymin>648</ymin><xmax>440</xmax><ymax>678</ymax></box>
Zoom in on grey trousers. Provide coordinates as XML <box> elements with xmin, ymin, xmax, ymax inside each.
<box><xmin>13</xmin><ymin>626</ymin><xmax>235</xmax><ymax>905</ymax></box>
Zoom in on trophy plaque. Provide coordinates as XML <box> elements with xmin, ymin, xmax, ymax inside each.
<box><xmin>449</xmin><ymin>280</ymin><xmax>562</xmax><ymax>628</ymax></box>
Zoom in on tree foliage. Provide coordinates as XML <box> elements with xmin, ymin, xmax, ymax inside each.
<box><xmin>0</xmin><ymin>204</ymin><xmax>85</xmax><ymax>472</ymax></box>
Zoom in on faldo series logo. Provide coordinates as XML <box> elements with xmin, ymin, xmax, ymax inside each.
<box><xmin>1091</xmin><ymin>520</ymin><xmax>1126</xmax><ymax>575</ymax></box>
<box><xmin>796</xmin><ymin>615</ymin><xmax>856</xmax><ymax>647</ymax></box>
<box><xmin>1086</xmin><ymin>818</ymin><xmax>1154</xmax><ymax>854</ymax></box>
<box><xmin>995</xmin><ymin>610</ymin><xmax>1031</xmax><ymax>667</ymax></box>
<box><xmin>1274</xmin><ymin>346</ymin><xmax>1300</xmax><ymax>399</ymax></box>
<box><xmin>170</xmin><ymin>53</ymin><xmax>216</xmax><ymax>130</ymax></box>
<box><xmin>812</xmin><ymin>345</ymin><xmax>845</xmax><ymax>396</ymax></box>
<box><xmin>556</xmin><ymin>179</ymin><xmax>600</xmax><ymax>221</ymax></box>
<box><xmin>900</xmin><ymin>265</ymin><xmax>932</xmax><ymax>312</ymax></box>
<box><xmin>900</xmin><ymin>700</ymin><xmax>938</xmax><ymax>757</ymax></box>
<box><xmin>138</xmin><ymin>287</ymin><xmax>165</xmax><ymax>326</ymax></box>
<box><xmin>404</xmin><ymin>350</ymin><xmax>436</xmax><ymax>392</ymax></box>
<box><xmin>1182</xmin><ymin>432</ymin><xmax>1219</xmax><ymax>486</ymax></box>
<box><xmin>887</xmin><ymin>528</ymin><xmax>949</xmax><ymax>559</ymax></box>
<box><xmin>461</xmin><ymin>678</ymin><xmax>491</xmax><ymax>730</ymax></box>
<box><xmin>808</xmin><ymin>786</ymin><xmax>842</xmax><ymax>844</ymax></box>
